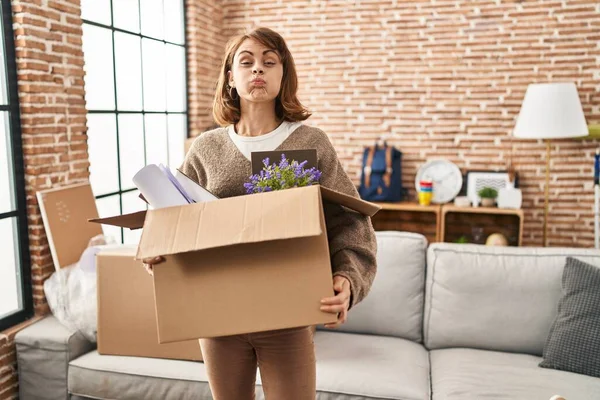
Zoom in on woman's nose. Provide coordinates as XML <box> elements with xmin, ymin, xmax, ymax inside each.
<box><xmin>253</xmin><ymin>65</ymin><xmax>264</xmax><ymax>74</ymax></box>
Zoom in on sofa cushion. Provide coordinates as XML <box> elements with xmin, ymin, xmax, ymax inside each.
<box><xmin>15</xmin><ymin>315</ymin><xmax>95</xmax><ymax>400</ymax></box>
<box><xmin>430</xmin><ymin>348</ymin><xmax>600</xmax><ymax>399</ymax></box>
<box><xmin>424</xmin><ymin>243</ymin><xmax>600</xmax><ymax>355</ymax></box>
<box><xmin>69</xmin><ymin>352</ymin><xmax>266</xmax><ymax>399</ymax></box>
<box><xmin>328</xmin><ymin>231</ymin><xmax>427</xmax><ymax>342</ymax></box>
<box><xmin>68</xmin><ymin>351</ymin><xmax>217</xmax><ymax>400</ymax></box>
<box><xmin>314</xmin><ymin>331</ymin><xmax>430</xmax><ymax>400</ymax></box>
<box><xmin>540</xmin><ymin>257</ymin><xmax>600</xmax><ymax>377</ymax></box>
<box><xmin>70</xmin><ymin>331</ymin><xmax>430</xmax><ymax>400</ymax></box>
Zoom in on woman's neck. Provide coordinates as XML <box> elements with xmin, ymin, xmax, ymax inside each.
<box><xmin>235</xmin><ymin>100</ymin><xmax>280</xmax><ymax>137</ymax></box>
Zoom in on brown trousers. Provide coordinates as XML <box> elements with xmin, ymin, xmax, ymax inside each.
<box><xmin>199</xmin><ymin>326</ymin><xmax>316</xmax><ymax>400</ymax></box>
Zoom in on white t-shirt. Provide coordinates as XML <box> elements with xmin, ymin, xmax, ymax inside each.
<box><xmin>228</xmin><ymin>121</ymin><xmax>303</xmax><ymax>161</ymax></box>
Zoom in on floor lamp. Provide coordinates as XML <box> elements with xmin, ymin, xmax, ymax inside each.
<box><xmin>513</xmin><ymin>82</ymin><xmax>588</xmax><ymax>247</ymax></box>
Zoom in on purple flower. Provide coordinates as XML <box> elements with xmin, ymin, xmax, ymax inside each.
<box><xmin>278</xmin><ymin>153</ymin><xmax>289</xmax><ymax>169</ymax></box>
<box><xmin>243</xmin><ymin>154</ymin><xmax>322</xmax><ymax>194</ymax></box>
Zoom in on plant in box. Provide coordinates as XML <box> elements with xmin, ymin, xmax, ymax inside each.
<box><xmin>244</xmin><ymin>153</ymin><xmax>322</xmax><ymax>194</ymax></box>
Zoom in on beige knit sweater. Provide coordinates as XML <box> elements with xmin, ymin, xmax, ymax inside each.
<box><xmin>179</xmin><ymin>124</ymin><xmax>377</xmax><ymax>308</ymax></box>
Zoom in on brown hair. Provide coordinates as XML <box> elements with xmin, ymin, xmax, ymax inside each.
<box><xmin>212</xmin><ymin>27</ymin><xmax>311</xmax><ymax>126</ymax></box>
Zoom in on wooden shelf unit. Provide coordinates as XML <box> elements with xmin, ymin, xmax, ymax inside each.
<box><xmin>441</xmin><ymin>205</ymin><xmax>524</xmax><ymax>246</ymax></box>
<box><xmin>371</xmin><ymin>202</ymin><xmax>524</xmax><ymax>246</ymax></box>
<box><xmin>371</xmin><ymin>202</ymin><xmax>442</xmax><ymax>244</ymax></box>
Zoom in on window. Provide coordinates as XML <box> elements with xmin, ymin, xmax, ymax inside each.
<box><xmin>81</xmin><ymin>0</ymin><xmax>188</xmax><ymax>244</ymax></box>
<box><xmin>0</xmin><ymin>0</ymin><xmax>32</xmax><ymax>331</ymax></box>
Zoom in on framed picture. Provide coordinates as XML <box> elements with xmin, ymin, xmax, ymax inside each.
<box><xmin>466</xmin><ymin>170</ymin><xmax>518</xmax><ymax>204</ymax></box>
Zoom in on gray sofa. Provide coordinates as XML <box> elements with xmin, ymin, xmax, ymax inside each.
<box><xmin>15</xmin><ymin>231</ymin><xmax>600</xmax><ymax>399</ymax></box>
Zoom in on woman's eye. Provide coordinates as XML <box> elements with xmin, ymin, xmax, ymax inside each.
<box><xmin>265</xmin><ymin>61</ymin><xmax>276</xmax><ymax>66</ymax></box>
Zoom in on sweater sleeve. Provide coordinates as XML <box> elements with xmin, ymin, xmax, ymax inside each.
<box><xmin>316</xmin><ymin>130</ymin><xmax>378</xmax><ymax>309</ymax></box>
<box><xmin>178</xmin><ymin>135</ymin><xmax>208</xmax><ymax>187</ymax></box>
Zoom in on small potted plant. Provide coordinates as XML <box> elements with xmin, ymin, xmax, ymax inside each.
<box><xmin>478</xmin><ymin>187</ymin><xmax>498</xmax><ymax>207</ymax></box>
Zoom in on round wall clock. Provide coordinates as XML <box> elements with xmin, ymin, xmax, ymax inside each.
<box><xmin>415</xmin><ymin>159</ymin><xmax>463</xmax><ymax>204</ymax></box>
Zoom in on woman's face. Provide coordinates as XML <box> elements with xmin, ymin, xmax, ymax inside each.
<box><xmin>228</xmin><ymin>38</ymin><xmax>283</xmax><ymax>105</ymax></box>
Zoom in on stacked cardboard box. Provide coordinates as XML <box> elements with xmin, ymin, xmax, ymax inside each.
<box><xmin>37</xmin><ymin>183</ymin><xmax>202</xmax><ymax>361</ymax></box>
<box><xmin>96</xmin><ymin>246</ymin><xmax>202</xmax><ymax>361</ymax></box>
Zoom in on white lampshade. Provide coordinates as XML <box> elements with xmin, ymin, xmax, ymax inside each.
<box><xmin>513</xmin><ymin>82</ymin><xmax>588</xmax><ymax>139</ymax></box>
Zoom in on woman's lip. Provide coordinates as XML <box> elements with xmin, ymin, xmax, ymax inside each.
<box><xmin>252</xmin><ymin>79</ymin><xmax>266</xmax><ymax>84</ymax></box>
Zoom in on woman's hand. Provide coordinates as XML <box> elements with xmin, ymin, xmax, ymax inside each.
<box><xmin>320</xmin><ymin>276</ymin><xmax>351</xmax><ymax>329</ymax></box>
<box><xmin>142</xmin><ymin>256</ymin><xmax>165</xmax><ymax>276</ymax></box>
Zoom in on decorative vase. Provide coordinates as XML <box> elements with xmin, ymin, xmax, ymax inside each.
<box><xmin>481</xmin><ymin>198</ymin><xmax>495</xmax><ymax>207</ymax></box>
<box><xmin>497</xmin><ymin>182</ymin><xmax>522</xmax><ymax>209</ymax></box>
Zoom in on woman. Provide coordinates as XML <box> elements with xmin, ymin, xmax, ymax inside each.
<box><xmin>143</xmin><ymin>27</ymin><xmax>377</xmax><ymax>400</ymax></box>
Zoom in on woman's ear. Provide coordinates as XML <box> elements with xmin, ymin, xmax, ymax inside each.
<box><xmin>227</xmin><ymin>70</ymin><xmax>234</xmax><ymax>87</ymax></box>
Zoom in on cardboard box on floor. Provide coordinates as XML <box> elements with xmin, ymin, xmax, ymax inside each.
<box><xmin>97</xmin><ymin>246</ymin><xmax>202</xmax><ymax>361</ymax></box>
<box><xmin>37</xmin><ymin>183</ymin><xmax>202</xmax><ymax>361</ymax></box>
<box><xmin>91</xmin><ymin>184</ymin><xmax>380</xmax><ymax>343</ymax></box>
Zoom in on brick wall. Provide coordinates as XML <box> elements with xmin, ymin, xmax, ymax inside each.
<box><xmin>0</xmin><ymin>0</ymin><xmax>87</xmax><ymax>398</ymax></box>
<box><xmin>1</xmin><ymin>0</ymin><xmax>598</xmax><ymax>397</ymax></box>
<box><xmin>186</xmin><ymin>0</ymin><xmax>226</xmax><ymax>137</ymax></box>
<box><xmin>0</xmin><ymin>335</ymin><xmax>16</xmax><ymax>400</ymax></box>
<box><xmin>208</xmin><ymin>0</ymin><xmax>600</xmax><ymax>248</ymax></box>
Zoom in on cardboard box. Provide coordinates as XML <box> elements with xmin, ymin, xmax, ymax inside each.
<box><xmin>92</xmin><ymin>185</ymin><xmax>379</xmax><ymax>343</ymax></box>
<box><xmin>37</xmin><ymin>183</ymin><xmax>103</xmax><ymax>270</ymax></box>
<box><xmin>97</xmin><ymin>246</ymin><xmax>203</xmax><ymax>361</ymax></box>
<box><xmin>91</xmin><ymin>185</ymin><xmax>380</xmax><ymax>343</ymax></box>
<box><xmin>37</xmin><ymin>183</ymin><xmax>202</xmax><ymax>361</ymax></box>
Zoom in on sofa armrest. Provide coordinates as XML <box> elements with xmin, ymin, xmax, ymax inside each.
<box><xmin>15</xmin><ymin>315</ymin><xmax>96</xmax><ymax>400</ymax></box>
